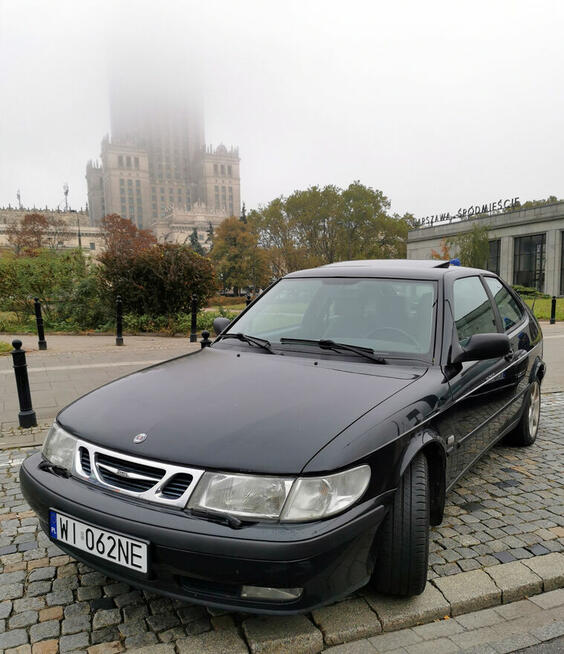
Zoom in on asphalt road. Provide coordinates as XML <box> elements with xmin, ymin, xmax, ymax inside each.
<box><xmin>540</xmin><ymin>322</ymin><xmax>564</xmax><ymax>392</ymax></box>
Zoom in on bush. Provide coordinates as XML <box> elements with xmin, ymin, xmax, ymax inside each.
<box><xmin>0</xmin><ymin>249</ymin><xmax>94</xmax><ymax>320</ymax></box>
<box><xmin>120</xmin><ymin>310</ymin><xmax>239</xmax><ymax>335</ymax></box>
<box><xmin>512</xmin><ymin>285</ymin><xmax>550</xmax><ymax>299</ymax></box>
<box><xmin>99</xmin><ymin>243</ymin><xmax>217</xmax><ymax>317</ymax></box>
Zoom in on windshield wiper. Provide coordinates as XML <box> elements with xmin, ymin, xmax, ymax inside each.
<box><xmin>279</xmin><ymin>338</ymin><xmax>387</xmax><ymax>364</ymax></box>
<box><xmin>218</xmin><ymin>332</ymin><xmax>275</xmax><ymax>354</ymax></box>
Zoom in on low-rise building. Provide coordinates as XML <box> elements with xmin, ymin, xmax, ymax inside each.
<box><xmin>0</xmin><ymin>207</ymin><xmax>104</xmax><ymax>254</ymax></box>
<box><xmin>152</xmin><ymin>202</ymin><xmax>228</xmax><ymax>250</ymax></box>
<box><xmin>407</xmin><ymin>201</ymin><xmax>564</xmax><ymax>296</ymax></box>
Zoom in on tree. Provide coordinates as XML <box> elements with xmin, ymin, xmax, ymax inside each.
<box><xmin>0</xmin><ymin>249</ymin><xmax>94</xmax><ymax>321</ymax></box>
<box><xmin>99</xmin><ymin>214</ymin><xmax>156</xmax><ymax>258</ymax></box>
<box><xmin>206</xmin><ymin>221</ymin><xmax>214</xmax><ymax>249</ymax></box>
<box><xmin>211</xmin><ymin>217</ymin><xmax>269</xmax><ymax>292</ymax></box>
<box><xmin>430</xmin><ymin>239</ymin><xmax>453</xmax><ymax>261</ymax></box>
<box><xmin>44</xmin><ymin>216</ymin><xmax>68</xmax><ymax>250</ymax></box>
<box><xmin>98</xmin><ymin>244</ymin><xmax>217</xmax><ymax>316</ymax></box>
<box><xmin>504</xmin><ymin>195</ymin><xmax>559</xmax><ymax>213</ymax></box>
<box><xmin>449</xmin><ymin>224</ymin><xmax>490</xmax><ymax>268</ymax></box>
<box><xmin>247</xmin><ymin>182</ymin><xmax>416</xmax><ymax>277</ymax></box>
<box><xmin>189</xmin><ymin>227</ymin><xmax>205</xmax><ymax>255</ymax></box>
<box><xmin>240</xmin><ymin>202</ymin><xmax>247</xmax><ymax>223</ymax></box>
<box><xmin>6</xmin><ymin>213</ymin><xmax>49</xmax><ymax>255</ymax></box>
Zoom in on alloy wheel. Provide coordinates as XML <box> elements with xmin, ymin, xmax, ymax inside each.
<box><xmin>528</xmin><ymin>381</ymin><xmax>541</xmax><ymax>437</ymax></box>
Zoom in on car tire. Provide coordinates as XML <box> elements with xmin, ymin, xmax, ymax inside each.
<box><xmin>371</xmin><ymin>451</ymin><xmax>429</xmax><ymax>596</ymax></box>
<box><xmin>505</xmin><ymin>380</ymin><xmax>541</xmax><ymax>447</ymax></box>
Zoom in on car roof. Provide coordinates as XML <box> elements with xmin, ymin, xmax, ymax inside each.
<box><xmin>284</xmin><ymin>259</ymin><xmax>491</xmax><ymax>280</ymax></box>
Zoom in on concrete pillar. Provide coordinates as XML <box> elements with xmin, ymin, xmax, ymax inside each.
<box><xmin>544</xmin><ymin>229</ymin><xmax>560</xmax><ymax>296</ymax></box>
<box><xmin>499</xmin><ymin>236</ymin><xmax>513</xmax><ymax>285</ymax></box>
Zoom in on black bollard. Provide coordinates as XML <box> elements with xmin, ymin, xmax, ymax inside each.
<box><xmin>11</xmin><ymin>340</ymin><xmax>37</xmax><ymax>428</ymax></box>
<box><xmin>246</xmin><ymin>294</ymin><xmax>252</xmax><ymax>306</ymax></box>
<box><xmin>550</xmin><ymin>296</ymin><xmax>556</xmax><ymax>325</ymax></box>
<box><xmin>190</xmin><ymin>294</ymin><xmax>198</xmax><ymax>343</ymax></box>
<box><xmin>200</xmin><ymin>330</ymin><xmax>212</xmax><ymax>348</ymax></box>
<box><xmin>116</xmin><ymin>295</ymin><xmax>124</xmax><ymax>346</ymax></box>
<box><xmin>33</xmin><ymin>298</ymin><xmax>47</xmax><ymax>350</ymax></box>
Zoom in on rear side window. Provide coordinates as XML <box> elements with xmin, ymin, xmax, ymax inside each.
<box><xmin>484</xmin><ymin>277</ymin><xmax>524</xmax><ymax>332</ymax></box>
<box><xmin>453</xmin><ymin>276</ymin><xmax>498</xmax><ymax>344</ymax></box>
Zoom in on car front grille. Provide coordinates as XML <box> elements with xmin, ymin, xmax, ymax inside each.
<box><xmin>79</xmin><ymin>447</ymin><xmax>91</xmax><ymax>475</ymax></box>
<box><xmin>96</xmin><ymin>453</ymin><xmax>165</xmax><ymax>493</ymax></box>
<box><xmin>160</xmin><ymin>473</ymin><xmax>193</xmax><ymax>499</ymax></box>
<box><xmin>73</xmin><ymin>439</ymin><xmax>205</xmax><ymax>508</ymax></box>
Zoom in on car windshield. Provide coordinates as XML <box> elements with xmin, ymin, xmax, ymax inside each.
<box><xmin>226</xmin><ymin>277</ymin><xmax>437</xmax><ymax>358</ymax></box>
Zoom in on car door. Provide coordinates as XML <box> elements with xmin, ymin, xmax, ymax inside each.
<box><xmin>442</xmin><ymin>275</ymin><xmax>509</xmax><ymax>486</ymax></box>
<box><xmin>483</xmin><ymin>276</ymin><xmax>535</xmax><ymax>430</ymax></box>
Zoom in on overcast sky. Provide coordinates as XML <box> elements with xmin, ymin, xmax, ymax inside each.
<box><xmin>1</xmin><ymin>0</ymin><xmax>563</xmax><ymax>218</ymax></box>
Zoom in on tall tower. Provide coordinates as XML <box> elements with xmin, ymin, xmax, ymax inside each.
<box><xmin>86</xmin><ymin>44</ymin><xmax>240</xmax><ymax>228</ymax></box>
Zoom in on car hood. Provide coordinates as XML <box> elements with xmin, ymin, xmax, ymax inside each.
<box><xmin>57</xmin><ymin>347</ymin><xmax>425</xmax><ymax>474</ymax></box>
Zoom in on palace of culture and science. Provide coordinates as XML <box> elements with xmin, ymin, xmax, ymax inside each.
<box><xmin>85</xmin><ymin>54</ymin><xmax>240</xmax><ymax>247</ymax></box>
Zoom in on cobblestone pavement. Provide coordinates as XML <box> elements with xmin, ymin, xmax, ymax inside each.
<box><xmin>427</xmin><ymin>392</ymin><xmax>564</xmax><ymax>579</ymax></box>
<box><xmin>0</xmin><ymin>394</ymin><xmax>561</xmax><ymax>652</ymax></box>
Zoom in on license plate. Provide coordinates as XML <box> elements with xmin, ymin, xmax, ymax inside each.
<box><xmin>49</xmin><ymin>510</ymin><xmax>148</xmax><ymax>573</ymax></box>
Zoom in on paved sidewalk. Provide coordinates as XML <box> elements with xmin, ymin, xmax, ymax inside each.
<box><xmin>324</xmin><ymin>590</ymin><xmax>564</xmax><ymax>653</ymax></box>
<box><xmin>0</xmin><ymin>334</ymin><xmax>199</xmax><ymax>432</ymax></box>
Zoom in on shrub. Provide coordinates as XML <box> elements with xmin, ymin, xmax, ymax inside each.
<box><xmin>99</xmin><ymin>243</ymin><xmax>217</xmax><ymax>317</ymax></box>
<box><xmin>512</xmin><ymin>285</ymin><xmax>550</xmax><ymax>299</ymax></box>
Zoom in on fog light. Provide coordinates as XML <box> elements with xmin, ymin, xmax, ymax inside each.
<box><xmin>240</xmin><ymin>585</ymin><xmax>303</xmax><ymax>601</ymax></box>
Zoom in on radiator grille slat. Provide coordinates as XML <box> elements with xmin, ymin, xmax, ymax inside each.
<box><xmin>95</xmin><ymin>452</ymin><xmax>165</xmax><ymax>493</ymax></box>
<box><xmin>160</xmin><ymin>473</ymin><xmax>193</xmax><ymax>499</ymax></box>
<box><xmin>79</xmin><ymin>447</ymin><xmax>91</xmax><ymax>475</ymax></box>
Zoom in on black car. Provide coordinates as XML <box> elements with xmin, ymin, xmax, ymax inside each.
<box><xmin>20</xmin><ymin>260</ymin><xmax>545</xmax><ymax>614</ymax></box>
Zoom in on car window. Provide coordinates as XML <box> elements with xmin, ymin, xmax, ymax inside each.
<box><xmin>484</xmin><ymin>277</ymin><xmax>524</xmax><ymax>332</ymax></box>
<box><xmin>453</xmin><ymin>276</ymin><xmax>498</xmax><ymax>344</ymax></box>
<box><xmin>227</xmin><ymin>277</ymin><xmax>437</xmax><ymax>357</ymax></box>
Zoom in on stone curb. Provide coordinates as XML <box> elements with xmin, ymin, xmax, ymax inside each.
<box><xmin>301</xmin><ymin>553</ymin><xmax>564</xmax><ymax>652</ymax></box>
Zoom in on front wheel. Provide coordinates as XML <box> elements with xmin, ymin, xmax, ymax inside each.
<box><xmin>505</xmin><ymin>380</ymin><xmax>541</xmax><ymax>446</ymax></box>
<box><xmin>370</xmin><ymin>452</ymin><xmax>429</xmax><ymax>596</ymax></box>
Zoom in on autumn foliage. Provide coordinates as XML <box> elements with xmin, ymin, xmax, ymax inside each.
<box><xmin>99</xmin><ymin>214</ymin><xmax>157</xmax><ymax>257</ymax></box>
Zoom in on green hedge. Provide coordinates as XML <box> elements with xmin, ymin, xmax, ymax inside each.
<box><xmin>512</xmin><ymin>285</ymin><xmax>550</xmax><ymax>299</ymax></box>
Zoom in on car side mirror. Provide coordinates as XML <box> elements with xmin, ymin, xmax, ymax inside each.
<box><xmin>451</xmin><ymin>333</ymin><xmax>510</xmax><ymax>364</ymax></box>
<box><xmin>213</xmin><ymin>317</ymin><xmax>231</xmax><ymax>336</ymax></box>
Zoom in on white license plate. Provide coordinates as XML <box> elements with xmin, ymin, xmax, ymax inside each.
<box><xmin>49</xmin><ymin>510</ymin><xmax>148</xmax><ymax>573</ymax></box>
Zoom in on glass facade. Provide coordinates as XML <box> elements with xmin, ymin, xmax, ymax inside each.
<box><xmin>513</xmin><ymin>234</ymin><xmax>546</xmax><ymax>291</ymax></box>
<box><xmin>487</xmin><ymin>240</ymin><xmax>500</xmax><ymax>275</ymax></box>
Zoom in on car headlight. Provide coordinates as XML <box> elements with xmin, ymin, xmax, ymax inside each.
<box><xmin>42</xmin><ymin>423</ymin><xmax>77</xmax><ymax>472</ymax></box>
<box><xmin>187</xmin><ymin>465</ymin><xmax>370</xmax><ymax>522</ymax></box>
<box><xmin>187</xmin><ymin>472</ymin><xmax>294</xmax><ymax>520</ymax></box>
<box><xmin>280</xmin><ymin>465</ymin><xmax>371</xmax><ymax>522</ymax></box>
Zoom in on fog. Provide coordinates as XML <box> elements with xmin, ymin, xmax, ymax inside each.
<box><xmin>1</xmin><ymin>0</ymin><xmax>563</xmax><ymax>217</ymax></box>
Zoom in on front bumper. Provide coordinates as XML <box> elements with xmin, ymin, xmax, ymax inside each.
<box><xmin>21</xmin><ymin>453</ymin><xmax>387</xmax><ymax>614</ymax></box>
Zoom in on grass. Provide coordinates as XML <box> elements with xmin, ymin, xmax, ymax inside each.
<box><xmin>523</xmin><ymin>297</ymin><xmax>564</xmax><ymax>322</ymax></box>
<box><xmin>0</xmin><ymin>341</ymin><xmax>12</xmax><ymax>355</ymax></box>
<box><xmin>209</xmin><ymin>303</ymin><xmax>246</xmax><ymax>312</ymax></box>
